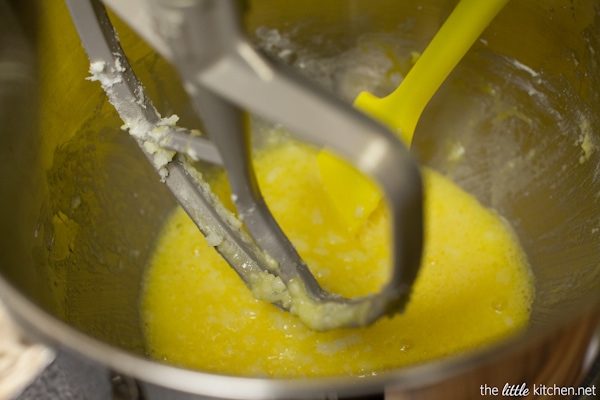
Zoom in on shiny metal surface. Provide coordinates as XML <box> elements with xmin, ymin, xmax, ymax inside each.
<box><xmin>1</xmin><ymin>0</ymin><xmax>600</xmax><ymax>399</ymax></box>
<box><xmin>66</xmin><ymin>0</ymin><xmax>424</xmax><ymax>329</ymax></box>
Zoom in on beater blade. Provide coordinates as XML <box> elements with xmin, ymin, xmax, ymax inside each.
<box><xmin>65</xmin><ymin>0</ymin><xmax>423</xmax><ymax>331</ymax></box>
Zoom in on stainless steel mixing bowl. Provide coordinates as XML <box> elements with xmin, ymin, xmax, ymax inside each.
<box><xmin>1</xmin><ymin>0</ymin><xmax>599</xmax><ymax>399</ymax></box>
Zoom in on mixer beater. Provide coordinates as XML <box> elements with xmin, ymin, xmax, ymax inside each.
<box><xmin>65</xmin><ymin>0</ymin><xmax>423</xmax><ymax>331</ymax></box>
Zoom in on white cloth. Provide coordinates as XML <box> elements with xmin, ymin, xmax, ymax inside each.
<box><xmin>0</xmin><ymin>301</ymin><xmax>53</xmax><ymax>400</ymax></box>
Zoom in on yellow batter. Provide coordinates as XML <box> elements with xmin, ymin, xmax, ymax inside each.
<box><xmin>141</xmin><ymin>140</ymin><xmax>533</xmax><ymax>378</ymax></box>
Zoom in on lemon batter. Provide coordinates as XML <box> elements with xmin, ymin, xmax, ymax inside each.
<box><xmin>141</xmin><ymin>140</ymin><xmax>533</xmax><ymax>378</ymax></box>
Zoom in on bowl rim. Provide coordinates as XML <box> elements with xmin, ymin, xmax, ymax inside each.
<box><xmin>2</xmin><ymin>273</ymin><xmax>598</xmax><ymax>399</ymax></box>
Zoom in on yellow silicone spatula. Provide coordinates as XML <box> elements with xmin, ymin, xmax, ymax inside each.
<box><xmin>319</xmin><ymin>0</ymin><xmax>510</xmax><ymax>232</ymax></box>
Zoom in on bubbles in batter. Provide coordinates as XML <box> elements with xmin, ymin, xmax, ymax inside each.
<box><xmin>140</xmin><ymin>139</ymin><xmax>533</xmax><ymax>378</ymax></box>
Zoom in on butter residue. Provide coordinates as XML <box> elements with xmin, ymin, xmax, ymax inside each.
<box><xmin>87</xmin><ymin>59</ymin><xmax>176</xmax><ymax>180</ymax></box>
<box><xmin>287</xmin><ymin>280</ymin><xmax>378</xmax><ymax>331</ymax></box>
<box><xmin>578</xmin><ymin>118</ymin><xmax>597</xmax><ymax>164</ymax></box>
<box><xmin>50</xmin><ymin>211</ymin><xmax>78</xmax><ymax>261</ymax></box>
<box><xmin>248</xmin><ymin>270</ymin><xmax>292</xmax><ymax>310</ymax></box>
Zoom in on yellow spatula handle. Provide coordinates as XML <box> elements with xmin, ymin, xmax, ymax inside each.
<box><xmin>355</xmin><ymin>0</ymin><xmax>509</xmax><ymax>144</ymax></box>
<box><xmin>321</xmin><ymin>0</ymin><xmax>509</xmax><ymax>232</ymax></box>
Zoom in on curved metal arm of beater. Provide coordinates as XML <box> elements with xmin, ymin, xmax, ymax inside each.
<box><xmin>65</xmin><ymin>0</ymin><xmax>290</xmax><ymax>314</ymax></box>
<box><xmin>69</xmin><ymin>0</ymin><xmax>423</xmax><ymax>329</ymax></box>
<box><xmin>146</xmin><ymin>0</ymin><xmax>424</xmax><ymax>329</ymax></box>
